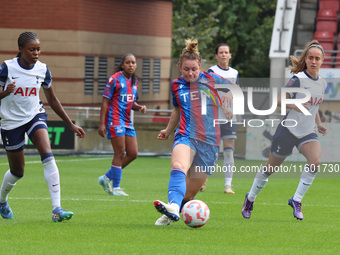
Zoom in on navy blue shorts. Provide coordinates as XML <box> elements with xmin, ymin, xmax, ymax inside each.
<box><xmin>1</xmin><ymin>113</ymin><xmax>48</xmax><ymax>152</ymax></box>
<box><xmin>173</xmin><ymin>134</ymin><xmax>219</xmax><ymax>175</ymax></box>
<box><xmin>220</xmin><ymin>121</ymin><xmax>237</xmax><ymax>139</ymax></box>
<box><xmin>270</xmin><ymin>124</ymin><xmax>318</xmax><ymax>158</ymax></box>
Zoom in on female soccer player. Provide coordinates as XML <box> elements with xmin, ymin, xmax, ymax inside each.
<box><xmin>154</xmin><ymin>39</ymin><xmax>234</xmax><ymax>226</ymax></box>
<box><xmin>241</xmin><ymin>40</ymin><xmax>328</xmax><ymax>220</ymax></box>
<box><xmin>97</xmin><ymin>53</ymin><xmax>146</xmax><ymax>196</ymax></box>
<box><xmin>201</xmin><ymin>43</ymin><xmax>240</xmax><ymax>194</ymax></box>
<box><xmin>0</xmin><ymin>32</ymin><xmax>85</xmax><ymax>222</ymax></box>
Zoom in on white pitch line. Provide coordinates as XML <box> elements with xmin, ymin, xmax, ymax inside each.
<box><xmin>9</xmin><ymin>197</ymin><xmax>340</xmax><ymax>208</ymax></box>
<box><xmin>0</xmin><ymin>157</ymin><xmax>112</xmax><ymax>166</ymax></box>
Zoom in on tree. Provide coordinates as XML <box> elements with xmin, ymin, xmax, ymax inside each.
<box><xmin>172</xmin><ymin>0</ymin><xmax>277</xmax><ymax>78</ymax></box>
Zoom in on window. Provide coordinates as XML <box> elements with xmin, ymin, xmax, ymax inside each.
<box><xmin>84</xmin><ymin>56</ymin><xmax>94</xmax><ymax>94</ymax></box>
<box><xmin>153</xmin><ymin>59</ymin><xmax>161</xmax><ymax>93</ymax></box>
<box><xmin>142</xmin><ymin>58</ymin><xmax>150</xmax><ymax>93</ymax></box>
<box><xmin>114</xmin><ymin>57</ymin><xmax>122</xmax><ymax>70</ymax></box>
<box><xmin>97</xmin><ymin>56</ymin><xmax>108</xmax><ymax>94</ymax></box>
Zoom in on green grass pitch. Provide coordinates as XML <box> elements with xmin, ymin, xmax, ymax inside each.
<box><xmin>0</xmin><ymin>156</ymin><xmax>339</xmax><ymax>254</ymax></box>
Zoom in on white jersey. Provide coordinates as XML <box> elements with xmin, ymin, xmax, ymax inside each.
<box><xmin>0</xmin><ymin>57</ymin><xmax>52</xmax><ymax>130</ymax></box>
<box><xmin>284</xmin><ymin>71</ymin><xmax>327</xmax><ymax>139</ymax></box>
<box><xmin>208</xmin><ymin>65</ymin><xmax>239</xmax><ymax>120</ymax></box>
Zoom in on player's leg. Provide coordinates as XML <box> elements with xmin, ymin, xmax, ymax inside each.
<box><xmin>98</xmin><ymin>126</ymin><xmax>124</xmax><ymax>195</ymax></box>
<box><xmin>242</xmin><ymin>123</ymin><xmax>294</xmax><ymax>218</ymax></box>
<box><xmin>0</xmin><ymin>127</ymin><xmax>26</xmax><ymax>219</ymax></box>
<box><xmin>30</xmin><ymin>121</ymin><xmax>73</xmax><ymax>222</ymax></box>
<box><xmin>107</xmin><ymin>135</ymin><xmax>128</xmax><ymax>196</ymax></box>
<box><xmin>154</xmin><ymin>142</ymin><xmax>193</xmax><ymax>222</ymax></box>
<box><xmin>242</xmin><ymin>152</ymin><xmax>285</xmax><ymax>219</ymax></box>
<box><xmin>121</xmin><ymin>130</ymin><xmax>138</xmax><ymax>169</ymax></box>
<box><xmin>223</xmin><ymin>138</ymin><xmax>235</xmax><ymax>194</ymax></box>
<box><xmin>289</xmin><ymin>140</ymin><xmax>321</xmax><ymax>220</ymax></box>
<box><xmin>184</xmin><ymin>166</ymin><xmax>208</xmax><ymax>201</ymax></box>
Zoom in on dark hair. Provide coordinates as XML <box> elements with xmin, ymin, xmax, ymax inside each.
<box><xmin>215</xmin><ymin>43</ymin><xmax>231</xmax><ymax>55</ymax></box>
<box><xmin>17</xmin><ymin>32</ymin><xmax>39</xmax><ymax>58</ymax></box>
<box><xmin>114</xmin><ymin>53</ymin><xmax>138</xmax><ymax>85</ymax></box>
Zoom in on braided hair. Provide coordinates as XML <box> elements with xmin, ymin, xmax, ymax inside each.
<box><xmin>17</xmin><ymin>32</ymin><xmax>40</xmax><ymax>57</ymax></box>
<box><xmin>114</xmin><ymin>53</ymin><xmax>137</xmax><ymax>86</ymax></box>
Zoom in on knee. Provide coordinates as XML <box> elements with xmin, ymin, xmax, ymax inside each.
<box><xmin>128</xmin><ymin>151</ymin><xmax>138</xmax><ymax>161</ymax></box>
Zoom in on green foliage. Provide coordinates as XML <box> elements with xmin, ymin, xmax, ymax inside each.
<box><xmin>172</xmin><ymin>0</ymin><xmax>277</xmax><ymax>77</ymax></box>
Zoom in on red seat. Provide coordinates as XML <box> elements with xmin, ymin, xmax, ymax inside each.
<box><xmin>313</xmin><ymin>31</ymin><xmax>335</xmax><ymax>50</ymax></box>
<box><xmin>319</xmin><ymin>0</ymin><xmax>340</xmax><ymax>12</ymax></box>
<box><xmin>316</xmin><ymin>9</ymin><xmax>338</xmax><ymax>34</ymax></box>
<box><xmin>321</xmin><ymin>53</ymin><xmax>333</xmax><ymax>68</ymax></box>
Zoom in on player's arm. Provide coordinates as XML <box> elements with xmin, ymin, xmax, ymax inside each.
<box><xmin>98</xmin><ymin>96</ymin><xmax>110</xmax><ymax>138</ymax></box>
<box><xmin>43</xmin><ymin>86</ymin><xmax>85</xmax><ymax>139</ymax></box>
<box><xmin>0</xmin><ymin>82</ymin><xmax>16</xmax><ymax>99</ymax></box>
<box><xmin>315</xmin><ymin>110</ymin><xmax>327</xmax><ymax>136</ymax></box>
<box><xmin>157</xmin><ymin>107</ymin><xmax>180</xmax><ymax>140</ymax></box>
<box><xmin>132</xmin><ymin>101</ymin><xmax>147</xmax><ymax>113</ymax></box>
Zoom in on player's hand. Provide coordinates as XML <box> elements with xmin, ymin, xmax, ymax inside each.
<box><xmin>317</xmin><ymin>123</ymin><xmax>327</xmax><ymax>136</ymax></box>
<box><xmin>5</xmin><ymin>82</ymin><xmax>16</xmax><ymax>95</ymax></box>
<box><xmin>98</xmin><ymin>124</ymin><xmax>106</xmax><ymax>138</ymax></box>
<box><xmin>72</xmin><ymin>124</ymin><xmax>86</xmax><ymax>139</ymax></box>
<box><xmin>157</xmin><ymin>129</ymin><xmax>170</xmax><ymax>140</ymax></box>
<box><xmin>221</xmin><ymin>92</ymin><xmax>232</xmax><ymax>108</ymax></box>
<box><xmin>222</xmin><ymin>107</ymin><xmax>233</xmax><ymax>120</ymax></box>
<box><xmin>139</xmin><ymin>105</ymin><xmax>147</xmax><ymax>114</ymax></box>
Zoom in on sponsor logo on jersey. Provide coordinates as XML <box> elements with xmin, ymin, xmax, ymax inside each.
<box><xmin>13</xmin><ymin>87</ymin><xmax>37</xmax><ymax>96</ymax></box>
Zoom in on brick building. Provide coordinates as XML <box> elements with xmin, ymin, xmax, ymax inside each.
<box><xmin>0</xmin><ymin>0</ymin><xmax>173</xmax><ymax>109</ymax></box>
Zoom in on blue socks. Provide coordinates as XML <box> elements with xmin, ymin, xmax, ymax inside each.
<box><xmin>105</xmin><ymin>165</ymin><xmax>122</xmax><ymax>188</ymax></box>
<box><xmin>168</xmin><ymin>168</ymin><xmax>186</xmax><ymax>208</ymax></box>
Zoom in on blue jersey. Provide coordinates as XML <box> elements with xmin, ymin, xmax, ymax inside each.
<box><xmin>171</xmin><ymin>71</ymin><xmax>232</xmax><ymax>146</ymax></box>
<box><xmin>103</xmin><ymin>71</ymin><xmax>138</xmax><ymax>128</ymax></box>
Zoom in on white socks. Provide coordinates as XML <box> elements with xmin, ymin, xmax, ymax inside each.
<box><xmin>0</xmin><ymin>170</ymin><xmax>21</xmax><ymax>203</ymax></box>
<box><xmin>293</xmin><ymin>165</ymin><xmax>317</xmax><ymax>201</ymax></box>
<box><xmin>248</xmin><ymin>166</ymin><xmax>270</xmax><ymax>201</ymax></box>
<box><xmin>43</xmin><ymin>157</ymin><xmax>61</xmax><ymax>209</ymax></box>
<box><xmin>223</xmin><ymin>148</ymin><xmax>234</xmax><ymax>186</ymax></box>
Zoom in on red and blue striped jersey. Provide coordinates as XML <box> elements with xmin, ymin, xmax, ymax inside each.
<box><xmin>171</xmin><ymin>71</ymin><xmax>232</xmax><ymax>146</ymax></box>
<box><xmin>103</xmin><ymin>71</ymin><xmax>138</xmax><ymax>128</ymax></box>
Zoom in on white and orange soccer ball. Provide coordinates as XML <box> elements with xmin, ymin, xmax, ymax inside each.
<box><xmin>181</xmin><ymin>200</ymin><xmax>210</xmax><ymax>228</ymax></box>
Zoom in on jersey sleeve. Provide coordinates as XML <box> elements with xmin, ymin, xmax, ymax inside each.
<box><xmin>235</xmin><ymin>73</ymin><xmax>239</xmax><ymax>86</ymax></box>
<box><xmin>135</xmin><ymin>79</ymin><xmax>139</xmax><ymax>100</ymax></box>
<box><xmin>285</xmin><ymin>76</ymin><xmax>300</xmax><ymax>98</ymax></box>
<box><xmin>0</xmin><ymin>62</ymin><xmax>8</xmax><ymax>87</ymax></box>
<box><xmin>207</xmin><ymin>68</ymin><xmax>214</xmax><ymax>73</ymax></box>
<box><xmin>103</xmin><ymin>75</ymin><xmax>116</xmax><ymax>99</ymax></box>
<box><xmin>171</xmin><ymin>81</ymin><xmax>179</xmax><ymax>107</ymax></box>
<box><xmin>41</xmin><ymin>66</ymin><xmax>52</xmax><ymax>88</ymax></box>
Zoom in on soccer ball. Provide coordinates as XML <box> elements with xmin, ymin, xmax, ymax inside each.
<box><xmin>181</xmin><ymin>200</ymin><xmax>210</xmax><ymax>228</ymax></box>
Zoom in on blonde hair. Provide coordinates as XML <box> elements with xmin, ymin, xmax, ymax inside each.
<box><xmin>289</xmin><ymin>40</ymin><xmax>324</xmax><ymax>74</ymax></box>
<box><xmin>178</xmin><ymin>38</ymin><xmax>201</xmax><ymax>67</ymax></box>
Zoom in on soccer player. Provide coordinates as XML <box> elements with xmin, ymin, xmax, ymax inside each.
<box><xmin>242</xmin><ymin>40</ymin><xmax>328</xmax><ymax>220</ymax></box>
<box><xmin>201</xmin><ymin>43</ymin><xmax>240</xmax><ymax>194</ymax></box>
<box><xmin>154</xmin><ymin>39</ymin><xmax>234</xmax><ymax>226</ymax></box>
<box><xmin>0</xmin><ymin>32</ymin><xmax>85</xmax><ymax>221</ymax></box>
<box><xmin>97</xmin><ymin>53</ymin><xmax>146</xmax><ymax>196</ymax></box>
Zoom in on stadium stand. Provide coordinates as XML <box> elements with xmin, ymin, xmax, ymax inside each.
<box><xmin>319</xmin><ymin>0</ymin><xmax>340</xmax><ymax>12</ymax></box>
<box><xmin>316</xmin><ymin>9</ymin><xmax>338</xmax><ymax>34</ymax></box>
